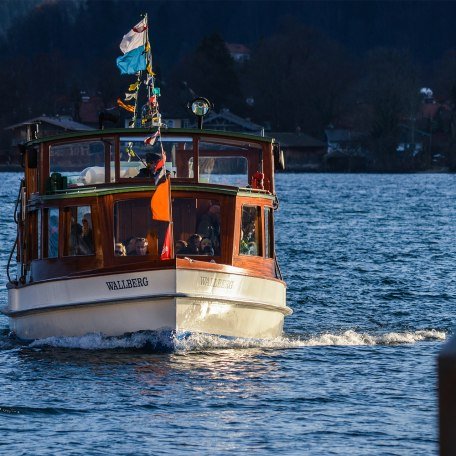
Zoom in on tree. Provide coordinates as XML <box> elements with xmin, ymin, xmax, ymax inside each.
<box><xmin>242</xmin><ymin>18</ymin><xmax>356</xmax><ymax>136</ymax></box>
<box><xmin>168</xmin><ymin>33</ymin><xmax>242</xmax><ymax>113</ymax></box>
<box><xmin>353</xmin><ymin>48</ymin><xmax>420</xmax><ymax>170</ymax></box>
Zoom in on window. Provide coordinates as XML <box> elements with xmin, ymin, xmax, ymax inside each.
<box><xmin>45</xmin><ymin>208</ymin><xmax>59</xmax><ymax>259</ymax></box>
<box><xmin>114</xmin><ymin>198</ymin><xmax>169</xmax><ymax>257</ymax></box>
<box><xmin>194</xmin><ymin>140</ymin><xmax>259</xmax><ymax>187</ymax></box>
<box><xmin>37</xmin><ymin>210</ymin><xmax>42</xmax><ymax>259</ymax></box>
<box><xmin>63</xmin><ymin>206</ymin><xmax>94</xmax><ymax>256</ymax></box>
<box><xmin>264</xmin><ymin>207</ymin><xmax>273</xmax><ymax>259</ymax></box>
<box><xmin>119</xmin><ymin>136</ymin><xmax>193</xmax><ymax>180</ymax></box>
<box><xmin>173</xmin><ymin>198</ymin><xmax>221</xmax><ymax>256</ymax></box>
<box><xmin>49</xmin><ymin>139</ymin><xmax>114</xmax><ymax>187</ymax></box>
<box><xmin>240</xmin><ymin>206</ymin><xmax>261</xmax><ymax>256</ymax></box>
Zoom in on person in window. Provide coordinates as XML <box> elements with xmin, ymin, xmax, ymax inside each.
<box><xmin>200</xmin><ymin>237</ymin><xmax>214</xmax><ymax>256</ymax></box>
<box><xmin>179</xmin><ymin>234</ymin><xmax>201</xmax><ymax>255</ymax></box>
<box><xmin>175</xmin><ymin>240</ymin><xmax>188</xmax><ymax>254</ymax></box>
<box><xmin>137</xmin><ymin>152</ymin><xmax>161</xmax><ymax>178</ymax></box>
<box><xmin>134</xmin><ymin>237</ymin><xmax>149</xmax><ymax>256</ymax></box>
<box><xmin>197</xmin><ymin>204</ymin><xmax>220</xmax><ymax>252</ymax></box>
<box><xmin>80</xmin><ymin>213</ymin><xmax>94</xmax><ymax>254</ymax></box>
<box><xmin>69</xmin><ymin>218</ymin><xmax>83</xmax><ymax>255</ymax></box>
<box><xmin>115</xmin><ymin>242</ymin><xmax>126</xmax><ymax>256</ymax></box>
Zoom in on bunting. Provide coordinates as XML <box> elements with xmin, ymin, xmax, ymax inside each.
<box><xmin>117</xmin><ymin>98</ymin><xmax>135</xmax><ymax>113</ymax></box>
<box><xmin>125</xmin><ymin>92</ymin><xmax>137</xmax><ymax>101</ymax></box>
<box><xmin>144</xmin><ymin>130</ymin><xmax>160</xmax><ymax>146</ymax></box>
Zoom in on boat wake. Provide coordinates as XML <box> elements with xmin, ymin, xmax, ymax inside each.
<box><xmin>28</xmin><ymin>328</ymin><xmax>447</xmax><ymax>352</ymax></box>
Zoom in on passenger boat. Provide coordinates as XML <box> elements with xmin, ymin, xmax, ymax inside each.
<box><xmin>2</xmin><ymin>16</ymin><xmax>291</xmax><ymax>341</ymax></box>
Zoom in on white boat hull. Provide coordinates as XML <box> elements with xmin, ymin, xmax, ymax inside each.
<box><xmin>5</xmin><ymin>268</ymin><xmax>290</xmax><ymax>340</ymax></box>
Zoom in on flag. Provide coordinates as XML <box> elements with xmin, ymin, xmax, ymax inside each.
<box><xmin>116</xmin><ymin>45</ymin><xmax>146</xmax><ymax>75</ymax></box>
<box><xmin>117</xmin><ymin>98</ymin><xmax>135</xmax><ymax>112</ymax></box>
<box><xmin>151</xmin><ymin>176</ymin><xmax>170</xmax><ymax>221</ymax></box>
<box><xmin>119</xmin><ymin>18</ymin><xmax>147</xmax><ymax>54</ymax></box>
<box><xmin>153</xmin><ymin>153</ymin><xmax>166</xmax><ymax>186</ymax></box>
<box><xmin>161</xmin><ymin>224</ymin><xmax>172</xmax><ymax>260</ymax></box>
<box><xmin>129</xmin><ymin>81</ymin><xmax>140</xmax><ymax>91</ymax></box>
<box><xmin>144</xmin><ymin>130</ymin><xmax>159</xmax><ymax>146</ymax></box>
<box><xmin>125</xmin><ymin>92</ymin><xmax>137</xmax><ymax>101</ymax></box>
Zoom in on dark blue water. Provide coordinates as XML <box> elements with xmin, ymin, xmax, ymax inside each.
<box><xmin>1</xmin><ymin>172</ymin><xmax>454</xmax><ymax>455</ymax></box>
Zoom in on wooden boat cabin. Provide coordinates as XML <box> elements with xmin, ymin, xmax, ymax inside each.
<box><xmin>13</xmin><ymin>128</ymin><xmax>284</xmax><ymax>285</ymax></box>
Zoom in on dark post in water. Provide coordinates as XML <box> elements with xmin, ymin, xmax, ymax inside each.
<box><xmin>438</xmin><ymin>334</ymin><xmax>456</xmax><ymax>455</ymax></box>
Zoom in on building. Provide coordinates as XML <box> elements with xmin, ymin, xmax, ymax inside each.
<box><xmin>271</xmin><ymin>132</ymin><xmax>326</xmax><ymax>171</ymax></box>
<box><xmin>2</xmin><ymin>116</ymin><xmax>95</xmax><ymax>167</ymax></box>
<box><xmin>190</xmin><ymin>109</ymin><xmax>265</xmax><ymax>135</ymax></box>
<box><xmin>225</xmin><ymin>43</ymin><xmax>251</xmax><ymax>62</ymax></box>
<box><xmin>5</xmin><ymin>115</ymin><xmax>95</xmax><ymax>145</ymax></box>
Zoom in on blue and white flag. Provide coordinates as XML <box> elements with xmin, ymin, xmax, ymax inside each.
<box><xmin>117</xmin><ymin>19</ymin><xmax>147</xmax><ymax>75</ymax></box>
<box><xmin>116</xmin><ymin>45</ymin><xmax>146</xmax><ymax>75</ymax></box>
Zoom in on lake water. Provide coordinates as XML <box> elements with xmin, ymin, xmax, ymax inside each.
<box><xmin>0</xmin><ymin>172</ymin><xmax>454</xmax><ymax>455</ymax></box>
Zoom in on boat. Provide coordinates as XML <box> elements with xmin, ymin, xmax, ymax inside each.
<box><xmin>2</xmin><ymin>15</ymin><xmax>291</xmax><ymax>341</ymax></box>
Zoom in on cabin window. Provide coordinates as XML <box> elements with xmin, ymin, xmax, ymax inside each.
<box><xmin>114</xmin><ymin>198</ymin><xmax>169</xmax><ymax>257</ymax></box>
<box><xmin>119</xmin><ymin>136</ymin><xmax>193</xmax><ymax>179</ymax></box>
<box><xmin>191</xmin><ymin>140</ymin><xmax>257</xmax><ymax>187</ymax></box>
<box><xmin>44</xmin><ymin>208</ymin><xmax>59</xmax><ymax>259</ymax></box>
<box><xmin>240</xmin><ymin>205</ymin><xmax>261</xmax><ymax>256</ymax></box>
<box><xmin>264</xmin><ymin>206</ymin><xmax>273</xmax><ymax>259</ymax></box>
<box><xmin>172</xmin><ymin>198</ymin><xmax>221</xmax><ymax>256</ymax></box>
<box><xmin>62</xmin><ymin>206</ymin><xmax>94</xmax><ymax>256</ymax></box>
<box><xmin>49</xmin><ymin>139</ymin><xmax>114</xmax><ymax>187</ymax></box>
<box><xmin>37</xmin><ymin>209</ymin><xmax>42</xmax><ymax>259</ymax></box>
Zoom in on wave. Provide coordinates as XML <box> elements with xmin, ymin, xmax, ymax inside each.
<box><xmin>28</xmin><ymin>329</ymin><xmax>447</xmax><ymax>351</ymax></box>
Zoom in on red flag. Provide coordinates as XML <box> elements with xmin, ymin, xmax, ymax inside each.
<box><xmin>161</xmin><ymin>224</ymin><xmax>172</xmax><ymax>260</ymax></box>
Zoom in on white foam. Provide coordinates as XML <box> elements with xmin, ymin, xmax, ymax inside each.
<box><xmin>29</xmin><ymin>330</ymin><xmax>174</xmax><ymax>350</ymax></box>
<box><xmin>28</xmin><ymin>329</ymin><xmax>447</xmax><ymax>351</ymax></box>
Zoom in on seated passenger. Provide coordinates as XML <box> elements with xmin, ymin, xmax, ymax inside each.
<box><xmin>114</xmin><ymin>242</ymin><xmax>126</xmax><ymax>256</ymax></box>
<box><xmin>136</xmin><ymin>152</ymin><xmax>162</xmax><ymax>178</ymax></box>
<box><xmin>202</xmin><ymin>245</ymin><xmax>215</xmax><ymax>256</ymax></box>
<box><xmin>175</xmin><ymin>240</ymin><xmax>188</xmax><ymax>254</ymax></box>
<box><xmin>69</xmin><ymin>219</ymin><xmax>82</xmax><ymax>255</ymax></box>
<box><xmin>200</xmin><ymin>237</ymin><xmax>215</xmax><ymax>255</ymax></box>
<box><xmin>125</xmin><ymin>237</ymin><xmax>137</xmax><ymax>255</ymax></box>
<box><xmin>197</xmin><ymin>204</ymin><xmax>220</xmax><ymax>250</ymax></box>
<box><xmin>179</xmin><ymin>234</ymin><xmax>202</xmax><ymax>255</ymax></box>
<box><xmin>80</xmin><ymin>213</ymin><xmax>94</xmax><ymax>254</ymax></box>
<box><xmin>134</xmin><ymin>237</ymin><xmax>148</xmax><ymax>256</ymax></box>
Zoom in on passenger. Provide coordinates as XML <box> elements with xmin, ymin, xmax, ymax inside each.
<box><xmin>136</xmin><ymin>152</ymin><xmax>162</xmax><ymax>178</ymax></box>
<box><xmin>179</xmin><ymin>234</ymin><xmax>202</xmax><ymax>255</ymax></box>
<box><xmin>200</xmin><ymin>237</ymin><xmax>212</xmax><ymax>253</ymax></box>
<box><xmin>80</xmin><ymin>213</ymin><xmax>94</xmax><ymax>254</ymax></box>
<box><xmin>240</xmin><ymin>229</ymin><xmax>249</xmax><ymax>254</ymax></box>
<box><xmin>125</xmin><ymin>237</ymin><xmax>137</xmax><ymax>255</ymax></box>
<box><xmin>175</xmin><ymin>240</ymin><xmax>188</xmax><ymax>254</ymax></box>
<box><xmin>134</xmin><ymin>237</ymin><xmax>148</xmax><ymax>256</ymax></box>
<box><xmin>202</xmin><ymin>245</ymin><xmax>215</xmax><ymax>256</ymax></box>
<box><xmin>114</xmin><ymin>242</ymin><xmax>126</xmax><ymax>256</ymax></box>
<box><xmin>247</xmin><ymin>242</ymin><xmax>258</xmax><ymax>255</ymax></box>
<box><xmin>197</xmin><ymin>204</ymin><xmax>220</xmax><ymax>250</ymax></box>
<box><xmin>69</xmin><ymin>219</ymin><xmax>82</xmax><ymax>255</ymax></box>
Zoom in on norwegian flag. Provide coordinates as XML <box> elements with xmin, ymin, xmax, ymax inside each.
<box><xmin>152</xmin><ymin>151</ymin><xmax>166</xmax><ymax>186</ymax></box>
<box><xmin>144</xmin><ymin>130</ymin><xmax>160</xmax><ymax>146</ymax></box>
